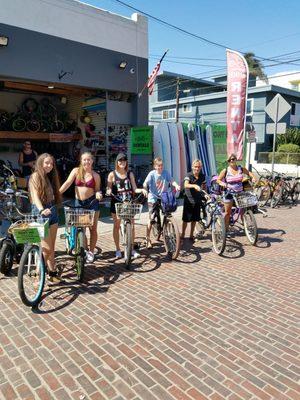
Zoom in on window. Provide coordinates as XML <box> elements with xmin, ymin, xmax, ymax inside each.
<box><xmin>290</xmin><ymin>102</ymin><xmax>300</xmax><ymax>126</ymax></box>
<box><xmin>246</xmin><ymin>98</ymin><xmax>253</xmax><ymax>116</ymax></box>
<box><xmin>182</xmin><ymin>104</ymin><xmax>192</xmax><ymax>113</ymax></box>
<box><xmin>162</xmin><ymin>108</ymin><xmax>176</xmax><ymax>120</ymax></box>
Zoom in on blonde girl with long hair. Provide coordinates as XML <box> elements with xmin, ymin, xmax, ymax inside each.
<box><xmin>29</xmin><ymin>153</ymin><xmax>62</xmax><ymax>282</ymax></box>
<box><xmin>60</xmin><ymin>152</ymin><xmax>102</xmax><ymax>262</ymax></box>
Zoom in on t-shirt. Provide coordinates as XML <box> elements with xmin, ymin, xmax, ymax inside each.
<box><xmin>144</xmin><ymin>170</ymin><xmax>173</xmax><ymax>203</ymax></box>
<box><xmin>184</xmin><ymin>171</ymin><xmax>206</xmax><ymax>205</ymax></box>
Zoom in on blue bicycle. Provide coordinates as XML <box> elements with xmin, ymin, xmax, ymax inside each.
<box><xmin>62</xmin><ymin>200</ymin><xmax>97</xmax><ymax>282</ymax></box>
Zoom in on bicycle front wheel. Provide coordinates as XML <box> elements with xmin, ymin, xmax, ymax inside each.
<box><xmin>75</xmin><ymin>230</ymin><xmax>85</xmax><ymax>282</ymax></box>
<box><xmin>243</xmin><ymin>210</ymin><xmax>258</xmax><ymax>245</ymax></box>
<box><xmin>163</xmin><ymin>217</ymin><xmax>180</xmax><ymax>260</ymax></box>
<box><xmin>0</xmin><ymin>241</ymin><xmax>14</xmax><ymax>275</ymax></box>
<box><xmin>211</xmin><ymin>215</ymin><xmax>226</xmax><ymax>255</ymax></box>
<box><xmin>123</xmin><ymin>222</ymin><xmax>132</xmax><ymax>267</ymax></box>
<box><xmin>257</xmin><ymin>184</ymin><xmax>271</xmax><ymax>207</ymax></box>
<box><xmin>18</xmin><ymin>245</ymin><xmax>45</xmax><ymax>307</ymax></box>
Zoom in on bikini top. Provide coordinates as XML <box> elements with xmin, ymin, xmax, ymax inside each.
<box><xmin>75</xmin><ymin>174</ymin><xmax>96</xmax><ymax>189</ymax></box>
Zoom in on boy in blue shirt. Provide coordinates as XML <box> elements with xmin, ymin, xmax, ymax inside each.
<box><xmin>143</xmin><ymin>157</ymin><xmax>180</xmax><ymax>248</ymax></box>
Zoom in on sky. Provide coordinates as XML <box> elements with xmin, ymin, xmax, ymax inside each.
<box><xmin>81</xmin><ymin>0</ymin><xmax>300</xmax><ymax>80</ymax></box>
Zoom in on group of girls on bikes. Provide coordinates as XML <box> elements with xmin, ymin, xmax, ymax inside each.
<box><xmin>28</xmin><ymin>150</ymin><xmax>255</xmax><ymax>283</ymax></box>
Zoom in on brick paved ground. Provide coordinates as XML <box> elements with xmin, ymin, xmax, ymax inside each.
<box><xmin>0</xmin><ymin>204</ymin><xmax>299</xmax><ymax>400</ymax></box>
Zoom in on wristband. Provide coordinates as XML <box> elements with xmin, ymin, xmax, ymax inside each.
<box><xmin>39</xmin><ymin>208</ymin><xmax>44</xmax><ymax>215</ymax></box>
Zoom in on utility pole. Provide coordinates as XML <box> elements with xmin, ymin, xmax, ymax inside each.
<box><xmin>175</xmin><ymin>78</ymin><xmax>180</xmax><ymax>123</ymax></box>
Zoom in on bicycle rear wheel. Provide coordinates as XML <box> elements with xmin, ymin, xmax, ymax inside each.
<box><xmin>75</xmin><ymin>230</ymin><xmax>85</xmax><ymax>282</ymax></box>
<box><xmin>292</xmin><ymin>182</ymin><xmax>300</xmax><ymax>203</ymax></box>
<box><xmin>163</xmin><ymin>217</ymin><xmax>180</xmax><ymax>260</ymax></box>
<box><xmin>18</xmin><ymin>245</ymin><xmax>45</xmax><ymax>307</ymax></box>
<box><xmin>211</xmin><ymin>214</ymin><xmax>226</xmax><ymax>255</ymax></box>
<box><xmin>123</xmin><ymin>222</ymin><xmax>132</xmax><ymax>267</ymax></box>
<box><xmin>270</xmin><ymin>184</ymin><xmax>283</xmax><ymax>208</ymax></box>
<box><xmin>243</xmin><ymin>210</ymin><xmax>258</xmax><ymax>245</ymax></box>
<box><xmin>26</xmin><ymin>119</ymin><xmax>40</xmax><ymax>133</ymax></box>
<box><xmin>12</xmin><ymin>118</ymin><xmax>26</xmax><ymax>132</ymax></box>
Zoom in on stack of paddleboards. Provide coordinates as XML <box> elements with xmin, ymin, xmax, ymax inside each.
<box><xmin>153</xmin><ymin>122</ymin><xmax>217</xmax><ymax>184</ymax></box>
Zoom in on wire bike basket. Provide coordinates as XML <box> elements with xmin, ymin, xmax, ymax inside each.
<box><xmin>115</xmin><ymin>203</ymin><xmax>142</xmax><ymax>220</ymax></box>
<box><xmin>64</xmin><ymin>208</ymin><xmax>95</xmax><ymax>227</ymax></box>
<box><xmin>9</xmin><ymin>215</ymin><xmax>49</xmax><ymax>244</ymax></box>
<box><xmin>233</xmin><ymin>192</ymin><xmax>258</xmax><ymax>209</ymax></box>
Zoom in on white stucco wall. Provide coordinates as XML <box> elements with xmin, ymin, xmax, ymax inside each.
<box><xmin>0</xmin><ymin>0</ymin><xmax>148</xmax><ymax>58</ymax></box>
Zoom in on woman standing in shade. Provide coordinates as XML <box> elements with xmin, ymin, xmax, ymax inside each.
<box><xmin>60</xmin><ymin>152</ymin><xmax>102</xmax><ymax>263</ymax></box>
<box><xmin>29</xmin><ymin>153</ymin><xmax>62</xmax><ymax>282</ymax></box>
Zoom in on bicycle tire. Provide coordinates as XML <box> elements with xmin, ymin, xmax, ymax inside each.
<box><xmin>75</xmin><ymin>230</ymin><xmax>85</xmax><ymax>282</ymax></box>
<box><xmin>151</xmin><ymin>221</ymin><xmax>162</xmax><ymax>241</ymax></box>
<box><xmin>26</xmin><ymin>119</ymin><xmax>40</xmax><ymax>133</ymax></box>
<box><xmin>163</xmin><ymin>216</ymin><xmax>180</xmax><ymax>260</ymax></box>
<box><xmin>195</xmin><ymin>221</ymin><xmax>206</xmax><ymax>240</ymax></box>
<box><xmin>243</xmin><ymin>209</ymin><xmax>258</xmax><ymax>245</ymax></box>
<box><xmin>18</xmin><ymin>245</ymin><xmax>45</xmax><ymax>307</ymax></box>
<box><xmin>0</xmin><ymin>241</ymin><xmax>14</xmax><ymax>275</ymax></box>
<box><xmin>270</xmin><ymin>184</ymin><xmax>283</xmax><ymax>208</ymax></box>
<box><xmin>211</xmin><ymin>214</ymin><xmax>226</xmax><ymax>255</ymax></box>
<box><xmin>51</xmin><ymin>120</ymin><xmax>64</xmax><ymax>133</ymax></box>
<box><xmin>292</xmin><ymin>182</ymin><xmax>300</xmax><ymax>203</ymax></box>
<box><xmin>257</xmin><ymin>184</ymin><xmax>271</xmax><ymax>207</ymax></box>
<box><xmin>12</xmin><ymin>118</ymin><xmax>26</xmax><ymax>132</ymax></box>
<box><xmin>123</xmin><ymin>222</ymin><xmax>132</xmax><ymax>267</ymax></box>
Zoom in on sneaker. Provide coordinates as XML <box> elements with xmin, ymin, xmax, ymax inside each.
<box><xmin>132</xmin><ymin>250</ymin><xmax>140</xmax><ymax>259</ymax></box>
<box><xmin>86</xmin><ymin>251</ymin><xmax>94</xmax><ymax>263</ymax></box>
<box><xmin>115</xmin><ymin>250</ymin><xmax>122</xmax><ymax>259</ymax></box>
<box><xmin>48</xmin><ymin>273</ymin><xmax>63</xmax><ymax>284</ymax></box>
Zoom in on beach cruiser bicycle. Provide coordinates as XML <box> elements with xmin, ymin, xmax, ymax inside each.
<box><xmin>62</xmin><ymin>201</ymin><xmax>96</xmax><ymax>282</ymax></box>
<box><xmin>224</xmin><ymin>190</ymin><xmax>258</xmax><ymax>245</ymax></box>
<box><xmin>110</xmin><ymin>192</ymin><xmax>143</xmax><ymax>268</ymax></box>
<box><xmin>150</xmin><ymin>191</ymin><xmax>181</xmax><ymax>260</ymax></box>
<box><xmin>195</xmin><ymin>192</ymin><xmax>227</xmax><ymax>256</ymax></box>
<box><xmin>10</xmin><ymin>211</ymin><xmax>51</xmax><ymax>307</ymax></box>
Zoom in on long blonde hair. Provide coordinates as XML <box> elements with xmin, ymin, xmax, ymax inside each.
<box><xmin>77</xmin><ymin>152</ymin><xmax>94</xmax><ymax>182</ymax></box>
<box><xmin>30</xmin><ymin>153</ymin><xmax>61</xmax><ymax>205</ymax></box>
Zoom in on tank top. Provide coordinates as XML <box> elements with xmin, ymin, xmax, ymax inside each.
<box><xmin>112</xmin><ymin>171</ymin><xmax>132</xmax><ymax>200</ymax></box>
<box><xmin>225</xmin><ymin>166</ymin><xmax>243</xmax><ymax>192</ymax></box>
<box><xmin>22</xmin><ymin>150</ymin><xmax>37</xmax><ymax>177</ymax></box>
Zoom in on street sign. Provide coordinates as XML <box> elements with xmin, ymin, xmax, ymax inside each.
<box><xmin>265</xmin><ymin>94</ymin><xmax>291</xmax><ymax>122</ymax></box>
<box><xmin>266</xmin><ymin>122</ymin><xmax>287</xmax><ymax>135</ymax></box>
<box><xmin>264</xmin><ymin>94</ymin><xmax>291</xmax><ymax>176</ymax></box>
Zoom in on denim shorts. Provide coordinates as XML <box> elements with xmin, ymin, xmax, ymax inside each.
<box><xmin>75</xmin><ymin>195</ymin><xmax>100</xmax><ymax>212</ymax></box>
<box><xmin>31</xmin><ymin>203</ymin><xmax>59</xmax><ymax>226</ymax></box>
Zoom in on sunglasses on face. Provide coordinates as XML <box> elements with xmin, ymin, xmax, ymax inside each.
<box><xmin>228</xmin><ymin>158</ymin><xmax>236</xmax><ymax>162</ymax></box>
<box><xmin>118</xmin><ymin>158</ymin><xmax>127</xmax><ymax>162</ymax></box>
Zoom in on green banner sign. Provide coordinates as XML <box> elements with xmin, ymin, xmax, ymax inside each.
<box><xmin>130</xmin><ymin>126</ymin><xmax>153</xmax><ymax>155</ymax></box>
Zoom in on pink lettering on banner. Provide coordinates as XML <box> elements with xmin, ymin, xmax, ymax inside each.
<box><xmin>226</xmin><ymin>50</ymin><xmax>249</xmax><ymax>160</ymax></box>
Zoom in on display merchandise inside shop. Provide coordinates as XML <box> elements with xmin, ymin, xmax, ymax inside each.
<box><xmin>0</xmin><ymin>81</ymin><xmax>150</xmax><ymax>192</ymax></box>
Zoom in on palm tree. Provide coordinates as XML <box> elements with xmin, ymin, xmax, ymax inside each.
<box><xmin>244</xmin><ymin>52</ymin><xmax>268</xmax><ymax>84</ymax></box>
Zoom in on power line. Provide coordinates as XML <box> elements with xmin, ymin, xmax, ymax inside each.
<box><xmin>113</xmin><ymin>0</ymin><xmax>300</xmax><ymax>67</ymax></box>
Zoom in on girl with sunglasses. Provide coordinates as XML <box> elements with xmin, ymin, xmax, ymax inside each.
<box><xmin>217</xmin><ymin>154</ymin><xmax>256</xmax><ymax>230</ymax></box>
<box><xmin>106</xmin><ymin>153</ymin><xmax>147</xmax><ymax>259</ymax></box>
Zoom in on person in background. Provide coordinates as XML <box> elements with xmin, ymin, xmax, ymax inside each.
<box><xmin>217</xmin><ymin>153</ymin><xmax>256</xmax><ymax>230</ymax></box>
<box><xmin>18</xmin><ymin>141</ymin><xmax>37</xmax><ymax>180</ymax></box>
<box><xmin>59</xmin><ymin>152</ymin><xmax>102</xmax><ymax>263</ymax></box>
<box><xmin>106</xmin><ymin>153</ymin><xmax>147</xmax><ymax>260</ymax></box>
<box><xmin>143</xmin><ymin>157</ymin><xmax>180</xmax><ymax>248</ymax></box>
<box><xmin>181</xmin><ymin>159</ymin><xmax>207</xmax><ymax>241</ymax></box>
<box><xmin>29</xmin><ymin>153</ymin><xmax>62</xmax><ymax>283</ymax></box>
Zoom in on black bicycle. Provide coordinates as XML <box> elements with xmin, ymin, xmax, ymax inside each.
<box><xmin>0</xmin><ymin>188</ymin><xmax>29</xmax><ymax>274</ymax></box>
<box><xmin>150</xmin><ymin>192</ymin><xmax>181</xmax><ymax>260</ymax></box>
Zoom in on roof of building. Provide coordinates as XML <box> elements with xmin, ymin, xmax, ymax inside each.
<box><xmin>157</xmin><ymin>70</ymin><xmax>225</xmax><ymax>88</ymax></box>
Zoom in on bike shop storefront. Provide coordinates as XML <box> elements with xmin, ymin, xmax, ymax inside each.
<box><xmin>0</xmin><ymin>12</ymin><xmax>150</xmax><ymax>189</ymax></box>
